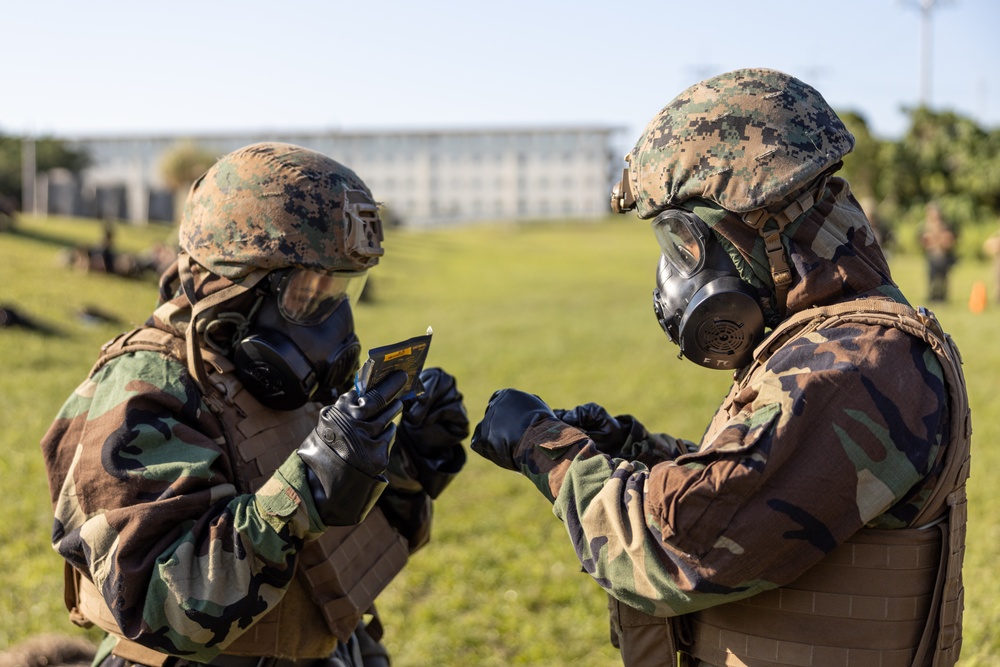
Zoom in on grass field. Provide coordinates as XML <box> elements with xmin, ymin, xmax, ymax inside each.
<box><xmin>1</xmin><ymin>214</ymin><xmax>998</xmax><ymax>665</ymax></box>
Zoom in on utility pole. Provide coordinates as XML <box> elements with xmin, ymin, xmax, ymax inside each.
<box><xmin>21</xmin><ymin>135</ymin><xmax>36</xmax><ymax>215</ymax></box>
<box><xmin>904</xmin><ymin>0</ymin><xmax>954</xmax><ymax>107</ymax></box>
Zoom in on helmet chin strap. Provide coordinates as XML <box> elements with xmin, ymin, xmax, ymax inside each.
<box><xmin>177</xmin><ymin>252</ymin><xmax>269</xmax><ymax>392</ymax></box>
<box><xmin>741</xmin><ymin>173</ymin><xmax>831</xmax><ymax>317</ymax></box>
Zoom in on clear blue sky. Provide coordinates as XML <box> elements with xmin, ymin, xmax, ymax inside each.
<box><xmin>4</xmin><ymin>0</ymin><xmax>998</xmax><ymax>145</ymax></box>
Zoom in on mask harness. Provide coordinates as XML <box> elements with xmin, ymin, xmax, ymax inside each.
<box><xmin>177</xmin><ymin>253</ymin><xmax>361</xmax><ymax>411</ymax></box>
<box><xmin>613</xmin><ymin>167</ymin><xmax>832</xmax><ymax>368</ymax></box>
<box><xmin>738</xmin><ymin>172</ymin><xmax>832</xmax><ymax>318</ymax></box>
<box><xmin>232</xmin><ymin>274</ymin><xmax>362</xmax><ymax>411</ymax></box>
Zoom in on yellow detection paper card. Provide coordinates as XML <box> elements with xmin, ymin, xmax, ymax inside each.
<box><xmin>355</xmin><ymin>330</ymin><xmax>432</xmax><ymax>399</ymax></box>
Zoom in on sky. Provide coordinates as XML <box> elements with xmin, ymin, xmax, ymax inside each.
<box><xmin>3</xmin><ymin>0</ymin><xmax>999</xmax><ymax>149</ymax></box>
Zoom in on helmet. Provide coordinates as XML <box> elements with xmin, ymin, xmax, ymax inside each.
<box><xmin>179</xmin><ymin>142</ymin><xmax>384</xmax><ymax>283</ymax></box>
<box><xmin>612</xmin><ymin>68</ymin><xmax>855</xmax><ymax>219</ymax></box>
<box><xmin>173</xmin><ymin>142</ymin><xmax>383</xmax><ymax>409</ymax></box>
<box><xmin>611</xmin><ymin>69</ymin><xmax>856</xmax><ymax>329</ymax></box>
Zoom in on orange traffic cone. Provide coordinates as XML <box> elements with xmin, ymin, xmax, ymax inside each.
<box><xmin>969</xmin><ymin>281</ymin><xmax>987</xmax><ymax>313</ymax></box>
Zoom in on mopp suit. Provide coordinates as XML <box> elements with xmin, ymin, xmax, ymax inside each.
<box><xmin>472</xmin><ymin>69</ymin><xmax>971</xmax><ymax>667</ymax></box>
<box><xmin>41</xmin><ymin>143</ymin><xmax>468</xmax><ymax>667</ymax></box>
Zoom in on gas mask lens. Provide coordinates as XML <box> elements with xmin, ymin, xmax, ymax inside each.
<box><xmin>276</xmin><ymin>268</ymin><xmax>368</xmax><ymax>326</ymax></box>
<box><xmin>651</xmin><ymin>210</ymin><xmax>705</xmax><ymax>278</ymax></box>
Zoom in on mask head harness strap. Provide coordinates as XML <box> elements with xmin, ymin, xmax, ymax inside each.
<box><xmin>177</xmin><ymin>252</ymin><xmax>269</xmax><ymax>393</ymax></box>
<box><xmin>739</xmin><ymin>173</ymin><xmax>831</xmax><ymax>316</ymax></box>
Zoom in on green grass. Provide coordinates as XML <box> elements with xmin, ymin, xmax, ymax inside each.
<box><xmin>1</xmin><ymin>215</ymin><xmax>998</xmax><ymax>665</ymax></box>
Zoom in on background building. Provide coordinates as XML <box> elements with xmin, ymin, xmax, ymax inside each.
<box><xmin>52</xmin><ymin>126</ymin><xmax>626</xmax><ymax>227</ymax></box>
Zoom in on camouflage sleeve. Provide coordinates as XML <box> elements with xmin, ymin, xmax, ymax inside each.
<box><xmin>44</xmin><ymin>351</ymin><xmax>326</xmax><ymax>660</ymax></box>
<box><xmin>513</xmin><ymin>323</ymin><xmax>948</xmax><ymax>617</ymax></box>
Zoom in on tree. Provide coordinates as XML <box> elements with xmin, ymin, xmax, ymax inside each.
<box><xmin>160</xmin><ymin>141</ymin><xmax>218</xmax><ymax>222</ymax></box>
<box><xmin>891</xmin><ymin>108</ymin><xmax>1000</xmax><ymax>228</ymax></box>
<box><xmin>837</xmin><ymin>110</ymin><xmax>884</xmax><ymax>203</ymax></box>
<box><xmin>0</xmin><ymin>133</ymin><xmax>89</xmax><ymax>210</ymax></box>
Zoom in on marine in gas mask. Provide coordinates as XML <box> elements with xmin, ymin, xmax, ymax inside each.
<box><xmin>470</xmin><ymin>69</ymin><xmax>970</xmax><ymax>667</ymax></box>
<box><xmin>42</xmin><ymin>142</ymin><xmax>468</xmax><ymax>667</ymax></box>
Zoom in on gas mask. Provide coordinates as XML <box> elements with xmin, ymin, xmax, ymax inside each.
<box><xmin>651</xmin><ymin>209</ymin><xmax>765</xmax><ymax>370</ymax></box>
<box><xmin>234</xmin><ymin>268</ymin><xmax>366</xmax><ymax>410</ymax></box>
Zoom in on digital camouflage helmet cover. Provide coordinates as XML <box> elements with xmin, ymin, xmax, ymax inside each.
<box><xmin>612</xmin><ymin>68</ymin><xmax>855</xmax><ymax>219</ymax></box>
<box><xmin>180</xmin><ymin>142</ymin><xmax>384</xmax><ymax>283</ymax></box>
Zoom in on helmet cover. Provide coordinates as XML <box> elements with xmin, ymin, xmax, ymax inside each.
<box><xmin>179</xmin><ymin>142</ymin><xmax>384</xmax><ymax>282</ymax></box>
<box><xmin>625</xmin><ymin>68</ymin><xmax>855</xmax><ymax>219</ymax></box>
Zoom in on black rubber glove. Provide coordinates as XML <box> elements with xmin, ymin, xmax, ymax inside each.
<box><xmin>297</xmin><ymin>370</ymin><xmax>408</xmax><ymax>526</ymax></box>
<box><xmin>396</xmin><ymin>367</ymin><xmax>469</xmax><ymax>497</ymax></box>
<box><xmin>552</xmin><ymin>403</ymin><xmax>648</xmax><ymax>456</ymax></box>
<box><xmin>470</xmin><ymin>389</ymin><xmax>557</xmax><ymax>471</ymax></box>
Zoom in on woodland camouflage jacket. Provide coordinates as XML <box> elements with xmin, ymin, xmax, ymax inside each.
<box><xmin>511</xmin><ymin>178</ymin><xmax>956</xmax><ymax>617</ymax></box>
<box><xmin>39</xmin><ymin>282</ymin><xmax>437</xmax><ymax>661</ymax></box>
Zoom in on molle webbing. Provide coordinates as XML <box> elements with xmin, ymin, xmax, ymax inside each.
<box><xmin>685</xmin><ymin>299</ymin><xmax>971</xmax><ymax>667</ymax></box>
<box><xmin>296</xmin><ymin>511</ymin><xmax>409</xmax><ymax>642</ymax></box>
<box><xmin>73</xmin><ymin>326</ymin><xmax>408</xmax><ymax>657</ymax></box>
<box><xmin>202</xmin><ymin>345</ymin><xmax>409</xmax><ymax>650</ymax></box>
<box><xmin>199</xmin><ymin>350</ymin><xmax>321</xmax><ymax>494</ymax></box>
<box><xmin>688</xmin><ymin>527</ymin><xmax>944</xmax><ymax>667</ymax></box>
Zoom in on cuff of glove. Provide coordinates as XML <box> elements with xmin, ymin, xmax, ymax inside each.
<box><xmin>297</xmin><ymin>437</ymin><xmax>389</xmax><ymax>527</ymax></box>
<box><xmin>303</xmin><ymin>463</ymin><xmax>388</xmax><ymax>527</ymax></box>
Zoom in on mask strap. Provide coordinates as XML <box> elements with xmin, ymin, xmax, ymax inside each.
<box><xmin>741</xmin><ymin>174</ymin><xmax>831</xmax><ymax>316</ymax></box>
<box><xmin>177</xmin><ymin>252</ymin><xmax>268</xmax><ymax>392</ymax></box>
<box><xmin>762</xmin><ymin>231</ymin><xmax>793</xmax><ymax>316</ymax></box>
<box><xmin>157</xmin><ymin>258</ymin><xmax>181</xmax><ymax>305</ymax></box>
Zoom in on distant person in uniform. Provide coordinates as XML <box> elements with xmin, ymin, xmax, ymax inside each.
<box><xmin>983</xmin><ymin>223</ymin><xmax>1000</xmax><ymax>304</ymax></box>
<box><xmin>0</xmin><ymin>194</ymin><xmax>16</xmax><ymax>231</ymax></box>
<box><xmin>920</xmin><ymin>201</ymin><xmax>957</xmax><ymax>302</ymax></box>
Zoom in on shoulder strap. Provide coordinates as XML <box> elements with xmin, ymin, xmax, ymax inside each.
<box><xmin>746</xmin><ymin>298</ymin><xmax>913</xmax><ymax>372</ymax></box>
<box><xmin>90</xmin><ymin>327</ymin><xmax>186</xmax><ymax>378</ymax></box>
